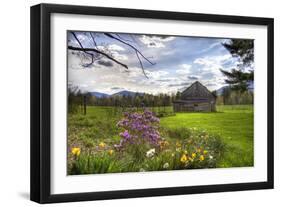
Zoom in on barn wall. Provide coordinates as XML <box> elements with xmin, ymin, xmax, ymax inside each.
<box><xmin>173</xmin><ymin>82</ymin><xmax>217</xmax><ymax>112</ymax></box>
<box><xmin>173</xmin><ymin>101</ymin><xmax>214</xmax><ymax>112</ymax></box>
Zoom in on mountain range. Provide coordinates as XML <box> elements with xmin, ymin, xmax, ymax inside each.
<box><xmin>88</xmin><ymin>90</ymin><xmax>144</xmax><ymax>98</ymax></box>
<box><xmin>89</xmin><ymin>84</ymin><xmax>254</xmax><ymax>98</ymax></box>
<box><xmin>216</xmin><ymin>82</ymin><xmax>254</xmax><ymax>95</ymax></box>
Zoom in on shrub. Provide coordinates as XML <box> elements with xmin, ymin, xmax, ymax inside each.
<box><xmin>115</xmin><ymin>109</ymin><xmax>161</xmax><ymax>162</ymax></box>
<box><xmin>68</xmin><ymin>110</ymin><xmax>225</xmax><ymax>175</ymax></box>
<box><xmin>68</xmin><ymin>125</ymin><xmax>225</xmax><ymax>174</ymax></box>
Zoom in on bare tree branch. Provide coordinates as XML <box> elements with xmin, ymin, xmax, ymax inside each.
<box><xmin>89</xmin><ymin>32</ymin><xmax>98</xmax><ymax>48</ymax></box>
<box><xmin>69</xmin><ymin>32</ymin><xmax>155</xmax><ymax>78</ymax></box>
<box><xmin>71</xmin><ymin>32</ymin><xmax>94</xmax><ymax>67</ymax></box>
<box><xmin>104</xmin><ymin>33</ymin><xmax>156</xmax><ymax>65</ymax></box>
<box><xmin>115</xmin><ymin>33</ymin><xmax>134</xmax><ymax>44</ymax></box>
<box><xmin>135</xmin><ymin>51</ymin><xmax>149</xmax><ymax>78</ymax></box>
<box><xmin>68</xmin><ymin>46</ymin><xmax>128</xmax><ymax>69</ymax></box>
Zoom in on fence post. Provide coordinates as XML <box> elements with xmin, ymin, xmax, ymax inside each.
<box><xmin>83</xmin><ymin>95</ymin><xmax>87</xmax><ymax>115</ymax></box>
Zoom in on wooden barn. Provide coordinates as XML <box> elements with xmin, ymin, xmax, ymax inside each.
<box><xmin>173</xmin><ymin>81</ymin><xmax>216</xmax><ymax>112</ymax></box>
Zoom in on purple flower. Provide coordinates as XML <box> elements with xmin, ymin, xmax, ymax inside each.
<box><xmin>116</xmin><ymin>109</ymin><xmax>161</xmax><ymax>149</ymax></box>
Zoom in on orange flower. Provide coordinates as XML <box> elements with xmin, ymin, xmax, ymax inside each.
<box><xmin>159</xmin><ymin>140</ymin><xmax>169</xmax><ymax>149</ymax></box>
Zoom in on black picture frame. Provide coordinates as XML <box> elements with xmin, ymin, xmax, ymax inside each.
<box><xmin>30</xmin><ymin>3</ymin><xmax>274</xmax><ymax>204</ymax></box>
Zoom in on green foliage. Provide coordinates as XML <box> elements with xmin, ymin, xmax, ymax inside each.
<box><xmin>67</xmin><ymin>105</ymin><xmax>253</xmax><ymax>174</ymax></box>
<box><xmin>220</xmin><ymin>69</ymin><xmax>253</xmax><ymax>92</ymax></box>
<box><xmin>217</xmin><ymin>88</ymin><xmax>253</xmax><ymax>105</ymax></box>
<box><xmin>68</xmin><ymin>127</ymin><xmax>224</xmax><ymax>174</ymax></box>
<box><xmin>85</xmin><ymin>93</ymin><xmax>176</xmax><ymax>108</ymax></box>
<box><xmin>220</xmin><ymin>39</ymin><xmax>254</xmax><ymax>93</ymax></box>
<box><xmin>161</xmin><ymin>105</ymin><xmax>253</xmax><ymax>167</ymax></box>
<box><xmin>222</xmin><ymin>39</ymin><xmax>254</xmax><ymax>66</ymax></box>
<box><xmin>162</xmin><ymin>127</ymin><xmax>192</xmax><ymax>140</ymax></box>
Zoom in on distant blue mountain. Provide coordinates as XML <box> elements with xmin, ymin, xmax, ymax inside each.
<box><xmin>88</xmin><ymin>90</ymin><xmax>144</xmax><ymax>98</ymax></box>
<box><xmin>216</xmin><ymin>86</ymin><xmax>229</xmax><ymax>95</ymax></box>
<box><xmin>88</xmin><ymin>92</ymin><xmax>110</xmax><ymax>98</ymax></box>
<box><xmin>216</xmin><ymin>82</ymin><xmax>254</xmax><ymax>95</ymax></box>
<box><xmin>112</xmin><ymin>90</ymin><xmax>144</xmax><ymax>97</ymax></box>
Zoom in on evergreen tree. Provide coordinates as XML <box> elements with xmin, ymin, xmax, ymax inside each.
<box><xmin>221</xmin><ymin>39</ymin><xmax>254</xmax><ymax>92</ymax></box>
<box><xmin>222</xmin><ymin>39</ymin><xmax>254</xmax><ymax>66</ymax></box>
<box><xmin>220</xmin><ymin>69</ymin><xmax>254</xmax><ymax>92</ymax></box>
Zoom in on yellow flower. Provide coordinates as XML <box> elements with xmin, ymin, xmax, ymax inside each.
<box><xmin>108</xmin><ymin>149</ymin><xmax>114</xmax><ymax>155</ymax></box>
<box><xmin>176</xmin><ymin>141</ymin><xmax>181</xmax><ymax>148</ymax></box>
<box><xmin>200</xmin><ymin>155</ymin><xmax>205</xmax><ymax>161</ymax></box>
<box><xmin>99</xmin><ymin>142</ymin><xmax>106</xmax><ymax>148</ymax></box>
<box><xmin>71</xmin><ymin>147</ymin><xmax>81</xmax><ymax>156</ymax></box>
<box><xmin>192</xmin><ymin>153</ymin><xmax>196</xmax><ymax>158</ymax></box>
<box><xmin>203</xmin><ymin>150</ymin><xmax>208</xmax><ymax>154</ymax></box>
<box><xmin>180</xmin><ymin>154</ymin><xmax>188</xmax><ymax>163</ymax></box>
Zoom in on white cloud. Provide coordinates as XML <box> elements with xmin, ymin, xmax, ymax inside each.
<box><xmin>68</xmin><ymin>51</ymin><xmax>174</xmax><ymax>95</ymax></box>
<box><xmin>194</xmin><ymin>54</ymin><xmax>232</xmax><ymax>66</ymax></box>
<box><xmin>139</xmin><ymin>35</ymin><xmax>175</xmax><ymax>48</ymax></box>
<box><xmin>193</xmin><ymin>54</ymin><xmax>233</xmax><ymax>75</ymax></box>
<box><xmin>199</xmin><ymin>42</ymin><xmax>221</xmax><ymax>54</ymax></box>
<box><xmin>146</xmin><ymin>70</ymin><xmax>169</xmax><ymax>79</ymax></box>
<box><xmin>67</xmin><ymin>34</ymin><xmax>242</xmax><ymax>94</ymax></box>
<box><xmin>191</xmin><ymin>54</ymin><xmax>238</xmax><ymax>90</ymax></box>
<box><xmin>96</xmin><ymin>44</ymin><xmax>128</xmax><ymax>61</ymax></box>
<box><xmin>108</xmin><ymin>44</ymin><xmax>125</xmax><ymax>51</ymax></box>
<box><xmin>176</xmin><ymin>64</ymin><xmax>191</xmax><ymax>75</ymax></box>
<box><xmin>111</xmin><ymin>51</ymin><xmax>128</xmax><ymax>61</ymax></box>
<box><xmin>193</xmin><ymin>58</ymin><xmax>213</xmax><ymax>66</ymax></box>
<box><xmin>97</xmin><ymin>44</ymin><xmax>125</xmax><ymax>51</ymax></box>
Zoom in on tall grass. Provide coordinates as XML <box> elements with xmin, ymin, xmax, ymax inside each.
<box><xmin>67</xmin><ymin>105</ymin><xmax>253</xmax><ymax>174</ymax></box>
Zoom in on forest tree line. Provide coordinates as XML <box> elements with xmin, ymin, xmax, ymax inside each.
<box><xmin>68</xmin><ymin>88</ymin><xmax>253</xmax><ymax>114</ymax></box>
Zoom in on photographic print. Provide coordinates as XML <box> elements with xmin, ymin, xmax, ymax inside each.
<box><xmin>31</xmin><ymin>4</ymin><xmax>274</xmax><ymax>203</ymax></box>
<box><xmin>67</xmin><ymin>31</ymin><xmax>254</xmax><ymax>175</ymax></box>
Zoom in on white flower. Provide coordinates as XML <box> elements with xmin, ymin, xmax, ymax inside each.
<box><xmin>209</xmin><ymin>155</ymin><xmax>213</xmax><ymax>159</ymax></box>
<box><xmin>146</xmin><ymin>148</ymin><xmax>155</xmax><ymax>158</ymax></box>
<box><xmin>139</xmin><ymin>168</ymin><xmax>146</xmax><ymax>172</ymax></box>
<box><xmin>163</xmin><ymin>163</ymin><xmax>169</xmax><ymax>169</ymax></box>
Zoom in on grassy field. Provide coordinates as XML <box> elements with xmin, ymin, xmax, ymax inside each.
<box><xmin>160</xmin><ymin>105</ymin><xmax>253</xmax><ymax>167</ymax></box>
<box><xmin>67</xmin><ymin>105</ymin><xmax>253</xmax><ymax>173</ymax></box>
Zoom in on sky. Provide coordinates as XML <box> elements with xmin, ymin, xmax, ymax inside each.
<box><xmin>67</xmin><ymin>31</ymin><xmax>249</xmax><ymax>95</ymax></box>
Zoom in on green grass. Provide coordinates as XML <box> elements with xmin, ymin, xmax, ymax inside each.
<box><xmin>160</xmin><ymin>105</ymin><xmax>253</xmax><ymax>167</ymax></box>
<box><xmin>67</xmin><ymin>105</ymin><xmax>253</xmax><ymax>173</ymax></box>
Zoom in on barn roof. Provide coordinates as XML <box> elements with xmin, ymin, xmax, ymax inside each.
<box><xmin>181</xmin><ymin>81</ymin><xmax>216</xmax><ymax>100</ymax></box>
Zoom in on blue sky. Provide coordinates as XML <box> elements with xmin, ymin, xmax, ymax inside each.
<box><xmin>67</xmin><ymin>31</ymin><xmax>244</xmax><ymax>95</ymax></box>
